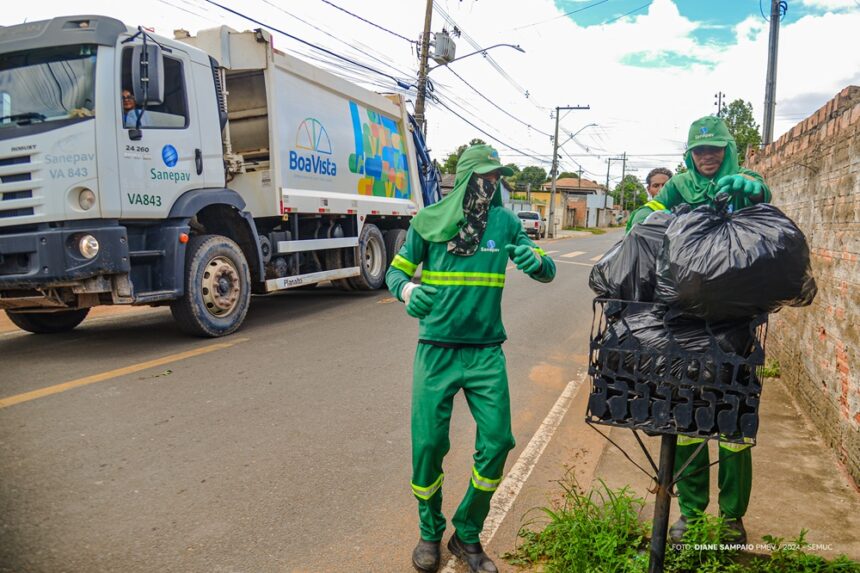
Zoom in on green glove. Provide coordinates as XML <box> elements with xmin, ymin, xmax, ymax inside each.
<box><xmin>716</xmin><ymin>174</ymin><xmax>764</xmax><ymax>200</ymax></box>
<box><xmin>506</xmin><ymin>244</ymin><xmax>542</xmax><ymax>274</ymax></box>
<box><xmin>402</xmin><ymin>283</ymin><xmax>438</xmax><ymax>319</ymax></box>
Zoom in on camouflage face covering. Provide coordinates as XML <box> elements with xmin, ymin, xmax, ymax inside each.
<box><xmin>447</xmin><ymin>175</ymin><xmax>495</xmax><ymax>256</ymax></box>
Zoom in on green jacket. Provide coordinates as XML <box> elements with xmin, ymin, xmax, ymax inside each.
<box><xmin>386</xmin><ymin>207</ymin><xmax>556</xmax><ymax>344</ymax></box>
<box><xmin>626</xmin><ymin>117</ymin><xmax>771</xmax><ymax>231</ymax></box>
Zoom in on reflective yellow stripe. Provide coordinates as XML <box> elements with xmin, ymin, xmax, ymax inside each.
<box><xmin>676</xmin><ymin>435</ymin><xmax>754</xmax><ymax>450</ymax></box>
<box><xmin>533</xmin><ymin>247</ymin><xmax>547</xmax><ymax>256</ymax></box>
<box><xmin>470</xmin><ymin>467</ymin><xmax>502</xmax><ymax>492</ymax></box>
<box><xmin>391</xmin><ymin>255</ymin><xmax>417</xmax><ymax>276</ymax></box>
<box><xmin>422</xmin><ymin>270</ymin><xmax>505</xmax><ymax>288</ymax></box>
<box><xmin>411</xmin><ymin>473</ymin><xmax>444</xmax><ymax>500</ymax></box>
<box><xmin>719</xmin><ymin>437</ymin><xmax>754</xmax><ymax>452</ymax></box>
<box><xmin>644</xmin><ymin>199</ymin><xmax>667</xmax><ymax>212</ymax></box>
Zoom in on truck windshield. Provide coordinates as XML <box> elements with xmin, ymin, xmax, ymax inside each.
<box><xmin>0</xmin><ymin>45</ymin><xmax>97</xmax><ymax>130</ymax></box>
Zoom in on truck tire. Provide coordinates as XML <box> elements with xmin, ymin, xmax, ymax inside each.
<box><xmin>170</xmin><ymin>234</ymin><xmax>251</xmax><ymax>337</ymax></box>
<box><xmin>5</xmin><ymin>308</ymin><xmax>90</xmax><ymax>334</ymax></box>
<box><xmin>384</xmin><ymin>228</ymin><xmax>407</xmax><ymax>266</ymax></box>
<box><xmin>349</xmin><ymin>224</ymin><xmax>386</xmax><ymax>290</ymax></box>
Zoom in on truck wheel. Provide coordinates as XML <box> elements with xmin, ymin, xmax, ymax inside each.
<box><xmin>5</xmin><ymin>308</ymin><xmax>90</xmax><ymax>334</ymax></box>
<box><xmin>349</xmin><ymin>223</ymin><xmax>386</xmax><ymax>290</ymax></box>
<box><xmin>170</xmin><ymin>234</ymin><xmax>251</xmax><ymax>337</ymax></box>
<box><xmin>384</xmin><ymin>228</ymin><xmax>407</xmax><ymax>266</ymax></box>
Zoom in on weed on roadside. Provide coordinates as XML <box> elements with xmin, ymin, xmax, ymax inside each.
<box><xmin>505</xmin><ymin>477</ymin><xmax>860</xmax><ymax>573</ymax></box>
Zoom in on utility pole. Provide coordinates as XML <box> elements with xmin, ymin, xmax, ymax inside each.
<box><xmin>619</xmin><ymin>152</ymin><xmax>627</xmax><ymax>212</ymax></box>
<box><xmin>762</xmin><ymin>0</ymin><xmax>783</xmax><ymax>145</ymax></box>
<box><xmin>714</xmin><ymin>91</ymin><xmax>726</xmax><ymax>117</ymax></box>
<box><xmin>413</xmin><ymin>0</ymin><xmax>434</xmax><ymax>137</ymax></box>
<box><xmin>548</xmin><ymin>104</ymin><xmax>590</xmax><ymax>237</ymax></box>
<box><xmin>604</xmin><ymin>156</ymin><xmax>625</xmax><ymax>225</ymax></box>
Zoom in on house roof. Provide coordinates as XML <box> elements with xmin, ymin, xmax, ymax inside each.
<box><xmin>539</xmin><ymin>177</ymin><xmax>603</xmax><ymax>192</ymax></box>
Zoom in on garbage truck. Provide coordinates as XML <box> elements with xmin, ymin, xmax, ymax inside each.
<box><xmin>0</xmin><ymin>15</ymin><xmax>439</xmax><ymax>336</ymax></box>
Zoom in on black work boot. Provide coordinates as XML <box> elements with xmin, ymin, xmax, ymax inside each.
<box><xmin>447</xmin><ymin>533</ymin><xmax>498</xmax><ymax>573</ymax></box>
<box><xmin>669</xmin><ymin>515</ymin><xmax>689</xmax><ymax>544</ymax></box>
<box><xmin>723</xmin><ymin>517</ymin><xmax>747</xmax><ymax>545</ymax></box>
<box><xmin>412</xmin><ymin>539</ymin><xmax>441</xmax><ymax>573</ymax></box>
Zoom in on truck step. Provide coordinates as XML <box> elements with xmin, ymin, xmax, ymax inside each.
<box><xmin>133</xmin><ymin>290</ymin><xmax>177</xmax><ymax>304</ymax></box>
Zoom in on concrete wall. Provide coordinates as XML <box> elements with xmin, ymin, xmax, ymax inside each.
<box><xmin>746</xmin><ymin>86</ymin><xmax>860</xmax><ymax>485</ymax></box>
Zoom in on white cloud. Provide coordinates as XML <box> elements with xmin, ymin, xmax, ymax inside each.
<box><xmin>802</xmin><ymin>0</ymin><xmax>858</xmax><ymax>10</ymax></box>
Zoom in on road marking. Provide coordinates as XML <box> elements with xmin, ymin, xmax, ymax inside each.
<box><xmin>590</xmin><ymin>254</ymin><xmax>604</xmax><ymax>261</ymax></box>
<box><xmin>0</xmin><ymin>338</ymin><xmax>249</xmax><ymax>410</ymax></box>
<box><xmin>561</xmin><ymin>251</ymin><xmax>585</xmax><ymax>258</ymax></box>
<box><xmin>542</xmin><ymin>250</ymin><xmax>559</xmax><ymax>255</ymax></box>
<box><xmin>439</xmin><ymin>376</ymin><xmax>584</xmax><ymax>573</ymax></box>
<box><xmin>556</xmin><ymin>260</ymin><xmax>594</xmax><ymax>267</ymax></box>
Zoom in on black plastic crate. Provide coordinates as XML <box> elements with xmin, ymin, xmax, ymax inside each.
<box><xmin>586</xmin><ymin>299</ymin><xmax>767</xmax><ymax>444</ymax></box>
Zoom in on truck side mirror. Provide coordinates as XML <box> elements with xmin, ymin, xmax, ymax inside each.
<box><xmin>131</xmin><ymin>44</ymin><xmax>164</xmax><ymax>106</ymax></box>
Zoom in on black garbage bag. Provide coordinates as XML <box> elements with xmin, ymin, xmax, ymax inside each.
<box><xmin>598</xmin><ymin>309</ymin><xmax>755</xmax><ymax>383</ymax></box>
<box><xmin>656</xmin><ymin>200</ymin><xmax>817</xmax><ymax>321</ymax></box>
<box><xmin>589</xmin><ymin>211</ymin><xmax>673</xmax><ymax>301</ymax></box>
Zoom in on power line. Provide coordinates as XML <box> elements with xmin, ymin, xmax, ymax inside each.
<box><xmin>203</xmin><ymin>0</ymin><xmax>412</xmax><ymax>89</ymax></box>
<box><xmin>257</xmin><ymin>0</ymin><xmax>416</xmax><ymax>79</ymax></box>
<box><xmin>319</xmin><ymin>0</ymin><xmax>416</xmax><ymax>44</ymax></box>
<box><xmin>432</xmin><ymin>1</ymin><xmax>542</xmax><ymax>108</ymax></box>
<box><xmin>430</xmin><ymin>85</ymin><xmax>550</xmax><ymax>161</ymax></box>
<box><xmin>604</xmin><ymin>1</ymin><xmax>653</xmax><ymax>25</ymax></box>
<box><xmin>432</xmin><ymin>96</ymin><xmax>551</xmax><ymax>165</ymax></box>
<box><xmin>446</xmin><ymin>68</ymin><xmax>552</xmax><ymax>137</ymax></box>
<box><xmin>512</xmin><ymin>0</ymin><xmax>611</xmax><ymax>31</ymax></box>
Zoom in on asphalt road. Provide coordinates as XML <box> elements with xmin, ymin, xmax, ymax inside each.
<box><xmin>0</xmin><ymin>230</ymin><xmax>622</xmax><ymax>573</ymax></box>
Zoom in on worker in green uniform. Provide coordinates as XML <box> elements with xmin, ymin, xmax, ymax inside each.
<box><xmin>626</xmin><ymin>116</ymin><xmax>771</xmax><ymax>545</ymax></box>
<box><xmin>386</xmin><ymin>144</ymin><xmax>556</xmax><ymax>573</ymax></box>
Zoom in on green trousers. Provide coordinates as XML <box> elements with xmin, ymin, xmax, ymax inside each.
<box><xmin>410</xmin><ymin>343</ymin><xmax>516</xmax><ymax>544</ymax></box>
<box><xmin>675</xmin><ymin>437</ymin><xmax>753</xmax><ymax>520</ymax></box>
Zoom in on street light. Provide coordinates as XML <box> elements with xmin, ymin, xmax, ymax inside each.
<box><xmin>414</xmin><ymin>43</ymin><xmax>525</xmax><ymax>134</ymax></box>
<box><xmin>559</xmin><ymin>123</ymin><xmax>598</xmax><ymax>148</ymax></box>
<box><xmin>427</xmin><ymin>43</ymin><xmax>525</xmax><ymax>73</ymax></box>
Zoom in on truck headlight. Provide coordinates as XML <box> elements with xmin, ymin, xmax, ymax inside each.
<box><xmin>78</xmin><ymin>188</ymin><xmax>96</xmax><ymax>210</ymax></box>
<box><xmin>78</xmin><ymin>235</ymin><xmax>100</xmax><ymax>259</ymax></box>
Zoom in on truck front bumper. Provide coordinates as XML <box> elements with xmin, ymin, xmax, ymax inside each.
<box><xmin>0</xmin><ymin>221</ymin><xmax>130</xmax><ymax>289</ymax></box>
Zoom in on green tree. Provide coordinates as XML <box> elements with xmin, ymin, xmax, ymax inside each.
<box><xmin>722</xmin><ymin>99</ymin><xmax>762</xmax><ymax>165</ymax></box>
<box><xmin>611</xmin><ymin>174</ymin><xmax>646</xmax><ymax>211</ymax></box>
<box><xmin>517</xmin><ymin>166</ymin><xmax>548</xmax><ymax>189</ymax></box>
<box><xmin>557</xmin><ymin>171</ymin><xmax>580</xmax><ymax>180</ymax></box>
<box><xmin>440</xmin><ymin>138</ymin><xmax>487</xmax><ymax>174</ymax></box>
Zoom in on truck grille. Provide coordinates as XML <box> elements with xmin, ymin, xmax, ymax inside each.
<box><xmin>0</xmin><ymin>154</ymin><xmax>40</xmax><ymax>224</ymax></box>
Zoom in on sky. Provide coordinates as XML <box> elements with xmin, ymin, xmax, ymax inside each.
<box><xmin>3</xmin><ymin>0</ymin><xmax>859</xmax><ymax>186</ymax></box>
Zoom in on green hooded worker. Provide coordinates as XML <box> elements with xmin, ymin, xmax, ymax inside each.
<box><xmin>627</xmin><ymin>116</ymin><xmax>771</xmax><ymax>545</ymax></box>
<box><xmin>627</xmin><ymin>115</ymin><xmax>771</xmax><ymax>231</ymax></box>
<box><xmin>386</xmin><ymin>144</ymin><xmax>556</xmax><ymax>573</ymax></box>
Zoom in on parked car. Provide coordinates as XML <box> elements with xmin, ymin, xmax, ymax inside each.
<box><xmin>517</xmin><ymin>210</ymin><xmax>546</xmax><ymax>239</ymax></box>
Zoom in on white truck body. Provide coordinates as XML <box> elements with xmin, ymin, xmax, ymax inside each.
<box><xmin>0</xmin><ymin>16</ymin><xmax>432</xmax><ymax>336</ymax></box>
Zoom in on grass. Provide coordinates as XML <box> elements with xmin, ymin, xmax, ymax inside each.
<box><xmin>504</xmin><ymin>477</ymin><xmax>860</xmax><ymax>573</ymax></box>
<box><xmin>563</xmin><ymin>226</ymin><xmax>607</xmax><ymax>235</ymax></box>
<box><xmin>760</xmin><ymin>360</ymin><xmax>781</xmax><ymax>379</ymax></box>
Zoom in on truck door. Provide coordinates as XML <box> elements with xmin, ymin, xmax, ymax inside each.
<box><xmin>116</xmin><ymin>45</ymin><xmax>203</xmax><ymax>217</ymax></box>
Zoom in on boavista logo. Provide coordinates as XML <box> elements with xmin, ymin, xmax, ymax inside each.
<box><xmin>290</xmin><ymin>118</ymin><xmax>337</xmax><ymax>176</ymax></box>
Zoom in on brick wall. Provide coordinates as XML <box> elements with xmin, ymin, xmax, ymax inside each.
<box><xmin>746</xmin><ymin>86</ymin><xmax>860</xmax><ymax>486</ymax></box>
